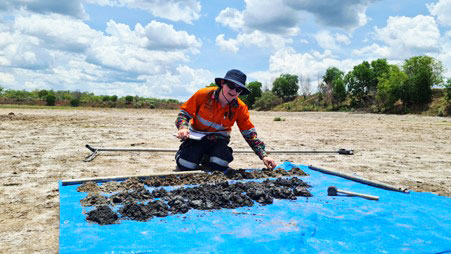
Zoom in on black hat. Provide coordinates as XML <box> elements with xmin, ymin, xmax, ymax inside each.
<box><xmin>215</xmin><ymin>69</ymin><xmax>250</xmax><ymax>95</ymax></box>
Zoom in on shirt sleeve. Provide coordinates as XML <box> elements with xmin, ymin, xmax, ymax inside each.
<box><xmin>175</xmin><ymin>89</ymin><xmax>203</xmax><ymax>130</ymax></box>
<box><xmin>236</xmin><ymin>105</ymin><xmax>268</xmax><ymax>160</ymax></box>
<box><xmin>175</xmin><ymin>111</ymin><xmax>190</xmax><ymax>129</ymax></box>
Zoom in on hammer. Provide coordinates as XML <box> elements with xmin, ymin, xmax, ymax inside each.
<box><xmin>327</xmin><ymin>186</ymin><xmax>379</xmax><ymax>201</ymax></box>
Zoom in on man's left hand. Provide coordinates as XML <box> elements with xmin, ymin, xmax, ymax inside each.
<box><xmin>263</xmin><ymin>156</ymin><xmax>277</xmax><ymax>169</ymax></box>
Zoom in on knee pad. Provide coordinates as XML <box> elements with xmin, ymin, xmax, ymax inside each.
<box><xmin>208</xmin><ymin>156</ymin><xmax>231</xmax><ymax>172</ymax></box>
<box><xmin>176</xmin><ymin>157</ymin><xmax>199</xmax><ymax>171</ymax></box>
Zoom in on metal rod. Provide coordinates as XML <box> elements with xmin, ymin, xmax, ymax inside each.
<box><xmin>85</xmin><ymin>144</ymin><xmax>353</xmax><ymax>155</ymax></box>
<box><xmin>309</xmin><ymin>165</ymin><xmax>409</xmax><ymax>193</ymax></box>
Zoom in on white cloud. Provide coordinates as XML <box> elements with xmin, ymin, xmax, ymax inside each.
<box><xmin>14</xmin><ymin>13</ymin><xmax>100</xmax><ymax>53</ymax></box>
<box><xmin>216</xmin><ymin>0</ymin><xmax>300</xmax><ymax>36</ymax></box>
<box><xmin>216</xmin><ymin>34</ymin><xmax>239</xmax><ymax>53</ymax></box>
<box><xmin>103</xmin><ymin>20</ymin><xmax>201</xmax><ymax>52</ymax></box>
<box><xmin>283</xmin><ymin>0</ymin><xmax>375</xmax><ymax>31</ymax></box>
<box><xmin>433</xmin><ymin>30</ymin><xmax>451</xmax><ymax>78</ymax></box>
<box><xmin>0</xmin><ymin>0</ymin><xmax>87</xmax><ymax>19</ymax></box>
<box><xmin>0</xmin><ymin>12</ymin><xmax>205</xmax><ymax>99</ymax></box>
<box><xmin>84</xmin><ymin>0</ymin><xmax>201</xmax><ymax>24</ymax></box>
<box><xmin>142</xmin><ymin>21</ymin><xmax>201</xmax><ymax>51</ymax></box>
<box><xmin>215</xmin><ymin>8</ymin><xmax>244</xmax><ymax>32</ymax></box>
<box><xmin>427</xmin><ymin>0</ymin><xmax>451</xmax><ymax>26</ymax></box>
<box><xmin>238</xmin><ymin>31</ymin><xmax>293</xmax><ymax>49</ymax></box>
<box><xmin>314</xmin><ymin>31</ymin><xmax>351</xmax><ymax>50</ymax></box>
<box><xmin>214</xmin><ymin>0</ymin><xmax>372</xmax><ymax>53</ymax></box>
<box><xmin>216</xmin><ymin>31</ymin><xmax>293</xmax><ymax>53</ymax></box>
<box><xmin>0</xmin><ymin>72</ymin><xmax>15</xmax><ymax>84</ymax></box>
<box><xmin>352</xmin><ymin>43</ymin><xmax>390</xmax><ymax>59</ymax></box>
<box><xmin>243</xmin><ymin>0</ymin><xmax>300</xmax><ymax>35</ymax></box>
<box><xmin>215</xmin><ymin>0</ymin><xmax>300</xmax><ymax>52</ymax></box>
<box><xmin>335</xmin><ymin>34</ymin><xmax>351</xmax><ymax>45</ymax></box>
<box><xmin>373</xmin><ymin>15</ymin><xmax>441</xmax><ymax>59</ymax></box>
<box><xmin>250</xmin><ymin>47</ymin><xmax>360</xmax><ymax>91</ymax></box>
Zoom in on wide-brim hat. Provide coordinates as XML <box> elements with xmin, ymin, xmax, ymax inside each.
<box><xmin>215</xmin><ymin>69</ymin><xmax>250</xmax><ymax>95</ymax></box>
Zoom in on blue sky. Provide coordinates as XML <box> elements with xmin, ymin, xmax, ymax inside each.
<box><xmin>0</xmin><ymin>0</ymin><xmax>450</xmax><ymax>101</ymax></box>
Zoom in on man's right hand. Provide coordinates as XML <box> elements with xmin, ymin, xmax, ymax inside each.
<box><xmin>177</xmin><ymin>128</ymin><xmax>190</xmax><ymax>140</ymax></box>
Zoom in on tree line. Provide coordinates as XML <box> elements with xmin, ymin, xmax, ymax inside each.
<box><xmin>0</xmin><ymin>88</ymin><xmax>180</xmax><ymax>109</ymax></box>
<box><xmin>239</xmin><ymin>55</ymin><xmax>450</xmax><ymax>115</ymax></box>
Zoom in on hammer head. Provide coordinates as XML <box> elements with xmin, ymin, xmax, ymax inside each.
<box><xmin>327</xmin><ymin>186</ymin><xmax>338</xmax><ymax>196</ymax></box>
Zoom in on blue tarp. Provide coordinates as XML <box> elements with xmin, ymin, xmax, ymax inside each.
<box><xmin>59</xmin><ymin>162</ymin><xmax>451</xmax><ymax>253</ymax></box>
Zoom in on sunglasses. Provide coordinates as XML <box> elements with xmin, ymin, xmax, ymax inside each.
<box><xmin>225</xmin><ymin>82</ymin><xmax>243</xmax><ymax>93</ymax></box>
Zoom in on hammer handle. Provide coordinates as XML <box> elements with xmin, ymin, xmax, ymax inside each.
<box><xmin>337</xmin><ymin>190</ymin><xmax>379</xmax><ymax>201</ymax></box>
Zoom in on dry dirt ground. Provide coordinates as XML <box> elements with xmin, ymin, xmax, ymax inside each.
<box><xmin>0</xmin><ymin>107</ymin><xmax>450</xmax><ymax>253</ymax></box>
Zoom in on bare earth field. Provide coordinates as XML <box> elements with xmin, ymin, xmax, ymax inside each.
<box><xmin>0</xmin><ymin>107</ymin><xmax>450</xmax><ymax>253</ymax></box>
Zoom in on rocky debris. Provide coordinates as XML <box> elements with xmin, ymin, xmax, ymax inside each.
<box><xmin>86</xmin><ymin>205</ymin><xmax>118</xmax><ymax>225</ymax></box>
<box><xmin>81</xmin><ymin>194</ymin><xmax>111</xmax><ymax>207</ymax></box>
<box><xmin>142</xmin><ymin>166</ymin><xmax>308</xmax><ymax>188</ymax></box>
<box><xmin>77</xmin><ymin>181</ymin><xmax>100</xmax><ymax>193</ymax></box>
<box><xmin>121</xmin><ymin>177</ymin><xmax>145</xmax><ymax>190</ymax></box>
<box><xmin>119</xmin><ymin>203</ymin><xmax>154</xmax><ymax>221</ymax></box>
<box><xmin>110</xmin><ymin>186</ymin><xmax>153</xmax><ymax>205</ymax></box>
<box><xmin>77</xmin><ymin>167</ymin><xmax>309</xmax><ymax>194</ymax></box>
<box><xmin>100</xmin><ymin>181</ymin><xmax>122</xmax><ymax>193</ymax></box>
<box><xmin>82</xmin><ymin>176</ymin><xmax>312</xmax><ymax>224</ymax></box>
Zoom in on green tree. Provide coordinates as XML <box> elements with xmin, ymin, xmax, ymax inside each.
<box><xmin>46</xmin><ymin>94</ymin><xmax>56</xmax><ymax>106</ymax></box>
<box><xmin>240</xmin><ymin>81</ymin><xmax>262</xmax><ymax>108</ymax></box>
<box><xmin>370</xmin><ymin>59</ymin><xmax>390</xmax><ymax>94</ymax></box>
<box><xmin>323</xmin><ymin>67</ymin><xmax>346</xmax><ymax>107</ymax></box>
<box><xmin>253</xmin><ymin>91</ymin><xmax>282</xmax><ymax>111</ymax></box>
<box><xmin>207</xmin><ymin>82</ymin><xmax>216</xmax><ymax>87</ymax></box>
<box><xmin>376</xmin><ymin>65</ymin><xmax>408</xmax><ymax>111</ymax></box>
<box><xmin>403</xmin><ymin>56</ymin><xmax>444</xmax><ymax>105</ymax></box>
<box><xmin>445</xmin><ymin>78</ymin><xmax>451</xmax><ymax>101</ymax></box>
<box><xmin>70</xmin><ymin>98</ymin><xmax>80</xmax><ymax>107</ymax></box>
<box><xmin>125</xmin><ymin>95</ymin><xmax>134</xmax><ymax>104</ymax></box>
<box><xmin>272</xmin><ymin>74</ymin><xmax>299</xmax><ymax>102</ymax></box>
<box><xmin>38</xmin><ymin>89</ymin><xmax>49</xmax><ymax>99</ymax></box>
<box><xmin>111</xmin><ymin>95</ymin><xmax>118</xmax><ymax>102</ymax></box>
<box><xmin>345</xmin><ymin>59</ymin><xmax>391</xmax><ymax>107</ymax></box>
<box><xmin>345</xmin><ymin>61</ymin><xmax>373</xmax><ymax>106</ymax></box>
<box><xmin>0</xmin><ymin>86</ymin><xmax>4</xmax><ymax>96</ymax></box>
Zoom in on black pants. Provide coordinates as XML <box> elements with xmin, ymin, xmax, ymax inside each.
<box><xmin>175</xmin><ymin>139</ymin><xmax>233</xmax><ymax>171</ymax></box>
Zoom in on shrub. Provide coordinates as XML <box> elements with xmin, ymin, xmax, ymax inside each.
<box><xmin>46</xmin><ymin>94</ymin><xmax>56</xmax><ymax>106</ymax></box>
<box><xmin>125</xmin><ymin>95</ymin><xmax>134</xmax><ymax>104</ymax></box>
<box><xmin>273</xmin><ymin>117</ymin><xmax>285</xmax><ymax>121</ymax></box>
<box><xmin>38</xmin><ymin>89</ymin><xmax>49</xmax><ymax>98</ymax></box>
<box><xmin>70</xmin><ymin>98</ymin><xmax>80</xmax><ymax>107</ymax></box>
<box><xmin>445</xmin><ymin>78</ymin><xmax>451</xmax><ymax>101</ymax></box>
<box><xmin>254</xmin><ymin>91</ymin><xmax>283</xmax><ymax>111</ymax></box>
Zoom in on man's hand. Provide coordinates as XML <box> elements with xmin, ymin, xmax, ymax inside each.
<box><xmin>177</xmin><ymin>128</ymin><xmax>190</xmax><ymax>140</ymax></box>
<box><xmin>262</xmin><ymin>156</ymin><xmax>277</xmax><ymax>169</ymax></box>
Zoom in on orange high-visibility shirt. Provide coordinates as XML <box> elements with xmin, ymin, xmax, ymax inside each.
<box><xmin>180</xmin><ymin>87</ymin><xmax>255</xmax><ymax>136</ymax></box>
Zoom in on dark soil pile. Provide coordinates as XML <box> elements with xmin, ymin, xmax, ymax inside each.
<box><xmin>143</xmin><ymin>167</ymin><xmax>308</xmax><ymax>188</ymax></box>
<box><xmin>78</xmin><ymin>167</ymin><xmax>308</xmax><ymax>194</ymax></box>
<box><xmin>86</xmin><ymin>205</ymin><xmax>118</xmax><ymax>225</ymax></box>
<box><xmin>77</xmin><ymin>181</ymin><xmax>100</xmax><ymax>193</ymax></box>
<box><xmin>84</xmin><ymin>176</ymin><xmax>312</xmax><ymax>225</ymax></box>
<box><xmin>81</xmin><ymin>194</ymin><xmax>111</xmax><ymax>207</ymax></box>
